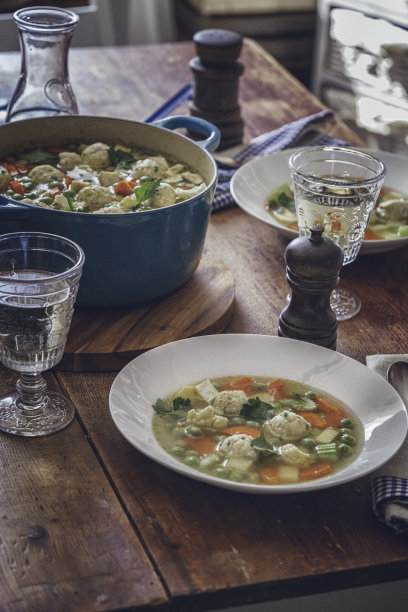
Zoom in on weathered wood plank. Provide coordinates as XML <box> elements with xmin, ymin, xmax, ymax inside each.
<box><xmin>0</xmin><ymin>369</ymin><xmax>168</xmax><ymax>612</ymax></box>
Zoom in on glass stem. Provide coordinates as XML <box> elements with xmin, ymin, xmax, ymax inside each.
<box><xmin>16</xmin><ymin>372</ymin><xmax>48</xmax><ymax>413</ymax></box>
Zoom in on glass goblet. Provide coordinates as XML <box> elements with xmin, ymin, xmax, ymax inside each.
<box><xmin>289</xmin><ymin>146</ymin><xmax>386</xmax><ymax>321</ymax></box>
<box><xmin>0</xmin><ymin>232</ymin><xmax>84</xmax><ymax>436</ymax></box>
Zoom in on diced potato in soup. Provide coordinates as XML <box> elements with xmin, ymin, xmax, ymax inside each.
<box><xmin>152</xmin><ymin>375</ymin><xmax>362</xmax><ymax>486</ymax></box>
<box><xmin>0</xmin><ymin>142</ymin><xmax>207</xmax><ymax>213</ymax></box>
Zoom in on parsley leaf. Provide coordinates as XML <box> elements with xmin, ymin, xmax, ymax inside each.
<box><xmin>21</xmin><ymin>148</ymin><xmax>58</xmax><ymax>165</ymax></box>
<box><xmin>64</xmin><ymin>190</ymin><xmax>76</xmax><ymax>210</ymax></box>
<box><xmin>152</xmin><ymin>396</ymin><xmax>191</xmax><ymax>418</ymax></box>
<box><xmin>173</xmin><ymin>397</ymin><xmax>192</xmax><ymax>410</ymax></box>
<box><xmin>153</xmin><ymin>398</ymin><xmax>173</xmax><ymax>414</ymax></box>
<box><xmin>134</xmin><ymin>178</ymin><xmax>162</xmax><ymax>206</ymax></box>
<box><xmin>108</xmin><ymin>146</ymin><xmax>135</xmax><ymax>169</ymax></box>
<box><xmin>250</xmin><ymin>429</ymin><xmax>278</xmax><ymax>456</ymax></box>
<box><xmin>240</xmin><ymin>396</ymin><xmax>274</xmax><ymax>423</ymax></box>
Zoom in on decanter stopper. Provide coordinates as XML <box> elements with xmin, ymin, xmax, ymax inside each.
<box><xmin>278</xmin><ymin>225</ymin><xmax>344</xmax><ymax>350</ymax></box>
<box><xmin>189</xmin><ymin>28</ymin><xmax>244</xmax><ymax>150</ymax></box>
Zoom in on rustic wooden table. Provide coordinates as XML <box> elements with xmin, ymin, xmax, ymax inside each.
<box><xmin>1</xmin><ymin>39</ymin><xmax>408</xmax><ymax>612</ymax></box>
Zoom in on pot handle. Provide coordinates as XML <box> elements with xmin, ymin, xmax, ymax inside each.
<box><xmin>152</xmin><ymin>115</ymin><xmax>220</xmax><ymax>152</ymax></box>
<box><xmin>0</xmin><ymin>196</ymin><xmax>30</xmax><ymax>219</ymax></box>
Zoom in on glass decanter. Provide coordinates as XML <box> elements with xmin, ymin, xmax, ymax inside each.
<box><xmin>6</xmin><ymin>6</ymin><xmax>79</xmax><ymax>122</ymax></box>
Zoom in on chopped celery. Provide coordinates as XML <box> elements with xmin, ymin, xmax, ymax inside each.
<box><xmin>315</xmin><ymin>442</ymin><xmax>338</xmax><ymax>461</ymax></box>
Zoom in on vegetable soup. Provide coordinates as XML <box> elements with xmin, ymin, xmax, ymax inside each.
<box><xmin>0</xmin><ymin>142</ymin><xmax>206</xmax><ymax>213</ymax></box>
<box><xmin>265</xmin><ymin>183</ymin><xmax>408</xmax><ymax>241</ymax></box>
<box><xmin>152</xmin><ymin>375</ymin><xmax>363</xmax><ymax>486</ymax></box>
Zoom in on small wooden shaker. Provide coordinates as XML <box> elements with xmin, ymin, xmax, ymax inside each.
<box><xmin>189</xmin><ymin>29</ymin><xmax>244</xmax><ymax>150</ymax></box>
<box><xmin>278</xmin><ymin>226</ymin><xmax>344</xmax><ymax>350</ymax></box>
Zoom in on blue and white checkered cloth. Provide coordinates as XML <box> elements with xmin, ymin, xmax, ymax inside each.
<box><xmin>213</xmin><ymin>109</ymin><xmax>347</xmax><ymax>211</ymax></box>
<box><xmin>366</xmin><ymin>354</ymin><xmax>408</xmax><ymax>535</ymax></box>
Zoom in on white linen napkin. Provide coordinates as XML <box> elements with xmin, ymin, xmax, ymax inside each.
<box><xmin>366</xmin><ymin>354</ymin><xmax>408</xmax><ymax>534</ymax></box>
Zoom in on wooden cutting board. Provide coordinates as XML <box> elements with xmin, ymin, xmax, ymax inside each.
<box><xmin>58</xmin><ymin>252</ymin><xmax>235</xmax><ymax>372</ymax></box>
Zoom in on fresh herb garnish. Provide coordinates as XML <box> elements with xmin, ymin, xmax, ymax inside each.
<box><xmin>267</xmin><ymin>183</ymin><xmax>296</xmax><ymax>213</ymax></box>
<box><xmin>153</xmin><ymin>398</ymin><xmax>173</xmax><ymax>414</ymax></box>
<box><xmin>173</xmin><ymin>397</ymin><xmax>191</xmax><ymax>411</ymax></box>
<box><xmin>64</xmin><ymin>190</ymin><xmax>76</xmax><ymax>210</ymax></box>
<box><xmin>21</xmin><ymin>148</ymin><xmax>58</xmax><ymax>165</ymax></box>
<box><xmin>153</xmin><ymin>396</ymin><xmax>191</xmax><ymax>418</ymax></box>
<box><xmin>134</xmin><ymin>178</ymin><xmax>162</xmax><ymax>206</ymax></box>
<box><xmin>108</xmin><ymin>146</ymin><xmax>135</xmax><ymax>169</ymax></box>
<box><xmin>240</xmin><ymin>396</ymin><xmax>274</xmax><ymax>423</ymax></box>
<box><xmin>250</xmin><ymin>428</ymin><xmax>278</xmax><ymax>456</ymax></box>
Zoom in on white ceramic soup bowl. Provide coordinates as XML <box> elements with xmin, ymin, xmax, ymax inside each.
<box><xmin>109</xmin><ymin>334</ymin><xmax>407</xmax><ymax>494</ymax></box>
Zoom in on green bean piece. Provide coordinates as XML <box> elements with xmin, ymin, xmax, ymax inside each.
<box><xmin>39</xmin><ymin>197</ymin><xmax>54</xmax><ymax>205</ymax></box>
<box><xmin>340</xmin><ymin>418</ymin><xmax>353</xmax><ymax>429</ymax></box>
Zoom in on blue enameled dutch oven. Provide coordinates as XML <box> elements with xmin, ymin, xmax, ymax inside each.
<box><xmin>0</xmin><ymin>115</ymin><xmax>220</xmax><ymax>307</ymax></box>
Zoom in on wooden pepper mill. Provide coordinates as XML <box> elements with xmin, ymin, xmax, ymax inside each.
<box><xmin>278</xmin><ymin>226</ymin><xmax>344</xmax><ymax>350</ymax></box>
<box><xmin>189</xmin><ymin>28</ymin><xmax>244</xmax><ymax>150</ymax></box>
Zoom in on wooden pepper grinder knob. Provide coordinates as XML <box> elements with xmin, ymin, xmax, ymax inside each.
<box><xmin>278</xmin><ymin>226</ymin><xmax>344</xmax><ymax>350</ymax></box>
<box><xmin>189</xmin><ymin>29</ymin><xmax>244</xmax><ymax>150</ymax></box>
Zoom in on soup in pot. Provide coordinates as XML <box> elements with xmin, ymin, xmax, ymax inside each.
<box><xmin>0</xmin><ymin>142</ymin><xmax>207</xmax><ymax>213</ymax></box>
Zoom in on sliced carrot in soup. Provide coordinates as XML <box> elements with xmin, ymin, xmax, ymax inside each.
<box><xmin>297</xmin><ymin>412</ymin><xmax>326</xmax><ymax>428</ymax></box>
<box><xmin>184</xmin><ymin>436</ymin><xmax>217</xmax><ymax>455</ymax></box>
<box><xmin>267</xmin><ymin>378</ymin><xmax>289</xmax><ymax>399</ymax></box>
<box><xmin>299</xmin><ymin>462</ymin><xmax>332</xmax><ymax>481</ymax></box>
<box><xmin>222</xmin><ymin>425</ymin><xmax>260</xmax><ymax>438</ymax></box>
<box><xmin>259</xmin><ymin>464</ymin><xmax>280</xmax><ymax>485</ymax></box>
<box><xmin>221</xmin><ymin>376</ymin><xmax>253</xmax><ymax>394</ymax></box>
<box><xmin>315</xmin><ymin>397</ymin><xmax>344</xmax><ymax>415</ymax></box>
